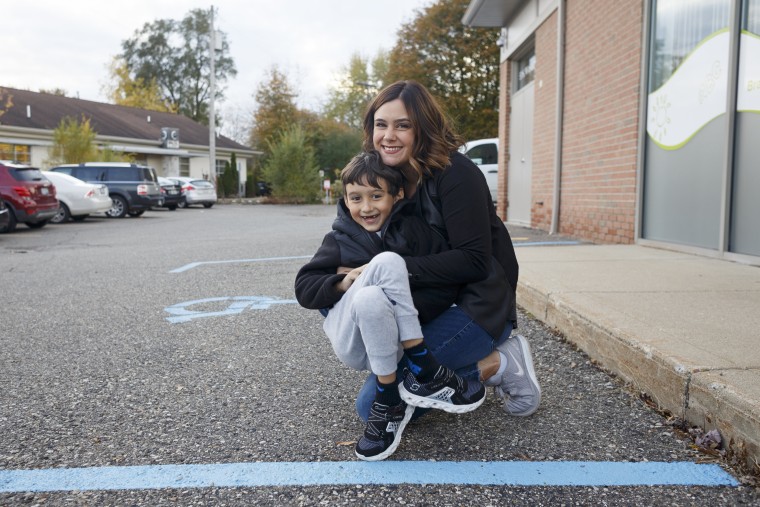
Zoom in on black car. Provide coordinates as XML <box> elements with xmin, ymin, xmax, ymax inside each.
<box><xmin>157</xmin><ymin>177</ymin><xmax>183</xmax><ymax>210</ymax></box>
<box><xmin>49</xmin><ymin>163</ymin><xmax>162</xmax><ymax>218</ymax></box>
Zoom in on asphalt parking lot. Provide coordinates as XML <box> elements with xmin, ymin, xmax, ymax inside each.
<box><xmin>1</xmin><ymin>205</ymin><xmax>756</xmax><ymax>505</ymax></box>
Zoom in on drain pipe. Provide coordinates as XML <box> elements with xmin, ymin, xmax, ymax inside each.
<box><xmin>550</xmin><ymin>0</ymin><xmax>566</xmax><ymax>235</ymax></box>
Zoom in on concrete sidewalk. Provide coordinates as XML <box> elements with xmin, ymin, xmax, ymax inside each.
<box><xmin>514</xmin><ymin>243</ymin><xmax>760</xmax><ymax>473</ymax></box>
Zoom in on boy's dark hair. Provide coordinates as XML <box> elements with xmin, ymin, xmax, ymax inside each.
<box><xmin>341</xmin><ymin>150</ymin><xmax>403</xmax><ymax>197</ymax></box>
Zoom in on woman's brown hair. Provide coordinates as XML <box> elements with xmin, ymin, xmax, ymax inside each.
<box><xmin>362</xmin><ymin>80</ymin><xmax>463</xmax><ymax>183</ymax></box>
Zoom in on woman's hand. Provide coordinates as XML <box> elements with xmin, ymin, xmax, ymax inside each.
<box><xmin>336</xmin><ymin>265</ymin><xmax>366</xmax><ymax>292</ymax></box>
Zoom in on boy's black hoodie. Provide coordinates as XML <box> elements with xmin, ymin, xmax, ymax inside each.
<box><xmin>294</xmin><ymin>196</ymin><xmax>459</xmax><ymax>323</ymax></box>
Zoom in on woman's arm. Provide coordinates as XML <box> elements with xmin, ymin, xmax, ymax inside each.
<box><xmin>404</xmin><ymin>153</ymin><xmax>493</xmax><ymax>287</ymax></box>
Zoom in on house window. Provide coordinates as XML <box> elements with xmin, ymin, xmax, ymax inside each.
<box><xmin>180</xmin><ymin>157</ymin><xmax>190</xmax><ymax>177</ymax></box>
<box><xmin>215</xmin><ymin>159</ymin><xmax>226</xmax><ymax>179</ymax></box>
<box><xmin>0</xmin><ymin>143</ymin><xmax>31</xmax><ymax>164</ymax></box>
<box><xmin>516</xmin><ymin>48</ymin><xmax>536</xmax><ymax>91</ymax></box>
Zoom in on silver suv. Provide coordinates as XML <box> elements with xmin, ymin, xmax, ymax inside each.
<box><xmin>50</xmin><ymin>163</ymin><xmax>162</xmax><ymax>218</ymax></box>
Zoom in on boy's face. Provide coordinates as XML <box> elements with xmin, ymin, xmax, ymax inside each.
<box><xmin>344</xmin><ymin>178</ymin><xmax>403</xmax><ymax>233</ymax></box>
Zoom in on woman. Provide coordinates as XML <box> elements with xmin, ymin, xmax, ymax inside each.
<box><xmin>355</xmin><ymin>80</ymin><xmax>541</xmax><ymax>421</ymax></box>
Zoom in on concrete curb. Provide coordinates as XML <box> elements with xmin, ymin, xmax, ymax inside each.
<box><xmin>517</xmin><ymin>279</ymin><xmax>760</xmax><ymax>475</ymax></box>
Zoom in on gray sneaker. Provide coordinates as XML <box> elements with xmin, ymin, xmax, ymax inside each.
<box><xmin>495</xmin><ymin>334</ymin><xmax>541</xmax><ymax>416</ymax></box>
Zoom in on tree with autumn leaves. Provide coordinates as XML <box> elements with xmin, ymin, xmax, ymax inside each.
<box><xmin>384</xmin><ymin>0</ymin><xmax>500</xmax><ymax>140</ymax></box>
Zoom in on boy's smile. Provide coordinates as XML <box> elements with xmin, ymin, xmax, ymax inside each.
<box><xmin>345</xmin><ymin>179</ymin><xmax>403</xmax><ymax>233</ymax></box>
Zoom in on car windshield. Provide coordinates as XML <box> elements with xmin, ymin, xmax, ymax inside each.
<box><xmin>11</xmin><ymin>168</ymin><xmax>45</xmax><ymax>182</ymax></box>
<box><xmin>191</xmin><ymin>180</ymin><xmax>214</xmax><ymax>188</ymax></box>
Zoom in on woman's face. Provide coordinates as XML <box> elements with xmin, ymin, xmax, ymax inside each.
<box><xmin>372</xmin><ymin>99</ymin><xmax>415</xmax><ymax>168</ymax></box>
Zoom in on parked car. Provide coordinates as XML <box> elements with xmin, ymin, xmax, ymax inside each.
<box><xmin>459</xmin><ymin>138</ymin><xmax>499</xmax><ymax>202</ymax></box>
<box><xmin>156</xmin><ymin>177</ymin><xmax>183</xmax><ymax>211</ymax></box>
<box><xmin>168</xmin><ymin>177</ymin><xmax>217</xmax><ymax>208</ymax></box>
<box><xmin>0</xmin><ymin>199</ymin><xmax>10</xmax><ymax>232</ymax></box>
<box><xmin>0</xmin><ymin>161</ymin><xmax>59</xmax><ymax>232</ymax></box>
<box><xmin>42</xmin><ymin>171</ymin><xmax>112</xmax><ymax>223</ymax></box>
<box><xmin>49</xmin><ymin>163</ymin><xmax>163</xmax><ymax>218</ymax></box>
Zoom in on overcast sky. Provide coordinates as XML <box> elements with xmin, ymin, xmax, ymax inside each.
<box><xmin>2</xmin><ymin>0</ymin><xmax>432</xmax><ymax>118</ymax></box>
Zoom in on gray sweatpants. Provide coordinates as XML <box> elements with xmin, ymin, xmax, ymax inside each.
<box><xmin>323</xmin><ymin>251</ymin><xmax>423</xmax><ymax>376</ymax></box>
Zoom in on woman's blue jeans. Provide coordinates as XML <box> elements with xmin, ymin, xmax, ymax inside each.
<box><xmin>355</xmin><ymin>305</ymin><xmax>513</xmax><ymax>422</ymax></box>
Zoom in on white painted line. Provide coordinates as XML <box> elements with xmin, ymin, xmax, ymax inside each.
<box><xmin>170</xmin><ymin>255</ymin><xmax>312</xmax><ymax>273</ymax></box>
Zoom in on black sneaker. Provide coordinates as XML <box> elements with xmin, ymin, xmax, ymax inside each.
<box><xmin>399</xmin><ymin>366</ymin><xmax>486</xmax><ymax>413</ymax></box>
<box><xmin>355</xmin><ymin>400</ymin><xmax>414</xmax><ymax>461</ymax></box>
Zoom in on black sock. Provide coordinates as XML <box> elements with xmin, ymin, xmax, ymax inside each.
<box><xmin>405</xmin><ymin>342</ymin><xmax>442</xmax><ymax>382</ymax></box>
<box><xmin>374</xmin><ymin>377</ymin><xmax>401</xmax><ymax>406</ymax></box>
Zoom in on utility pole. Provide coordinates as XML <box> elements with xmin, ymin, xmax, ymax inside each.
<box><xmin>208</xmin><ymin>6</ymin><xmax>216</xmax><ymax>183</ymax></box>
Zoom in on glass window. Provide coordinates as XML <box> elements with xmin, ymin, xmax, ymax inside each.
<box><xmin>465</xmin><ymin>143</ymin><xmax>498</xmax><ymax>165</ymax></box>
<box><xmin>0</xmin><ymin>143</ymin><xmax>31</xmax><ymax>164</ymax></box>
<box><xmin>180</xmin><ymin>157</ymin><xmax>190</xmax><ymax>177</ymax></box>
<box><xmin>643</xmin><ymin>0</ymin><xmax>731</xmax><ymax>249</ymax></box>
<box><xmin>78</xmin><ymin>167</ymin><xmax>107</xmax><ymax>181</ymax></box>
<box><xmin>729</xmin><ymin>0</ymin><xmax>760</xmax><ymax>255</ymax></box>
<box><xmin>10</xmin><ymin>168</ymin><xmax>45</xmax><ymax>181</ymax></box>
<box><xmin>214</xmin><ymin>159</ymin><xmax>226</xmax><ymax>178</ymax></box>
<box><xmin>516</xmin><ymin>49</ymin><xmax>535</xmax><ymax>91</ymax></box>
<box><xmin>649</xmin><ymin>0</ymin><xmax>730</xmax><ymax>91</ymax></box>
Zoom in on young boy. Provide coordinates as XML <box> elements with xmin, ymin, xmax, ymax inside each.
<box><xmin>295</xmin><ymin>151</ymin><xmax>485</xmax><ymax>462</ymax></box>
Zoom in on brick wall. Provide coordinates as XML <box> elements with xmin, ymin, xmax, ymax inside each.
<box><xmin>498</xmin><ymin>1</ymin><xmax>642</xmax><ymax>242</ymax></box>
<box><xmin>558</xmin><ymin>0</ymin><xmax>643</xmax><ymax>243</ymax></box>
<box><xmin>497</xmin><ymin>57</ymin><xmax>511</xmax><ymax>220</ymax></box>
<box><xmin>531</xmin><ymin>10</ymin><xmax>559</xmax><ymax>231</ymax></box>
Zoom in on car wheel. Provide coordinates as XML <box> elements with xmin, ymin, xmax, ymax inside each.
<box><xmin>71</xmin><ymin>215</ymin><xmax>88</xmax><ymax>222</ymax></box>
<box><xmin>51</xmin><ymin>202</ymin><xmax>71</xmax><ymax>224</ymax></box>
<box><xmin>106</xmin><ymin>196</ymin><xmax>128</xmax><ymax>218</ymax></box>
<box><xmin>178</xmin><ymin>200</ymin><xmax>188</xmax><ymax>208</ymax></box>
<box><xmin>27</xmin><ymin>220</ymin><xmax>48</xmax><ymax>229</ymax></box>
<box><xmin>128</xmin><ymin>210</ymin><xmax>145</xmax><ymax>217</ymax></box>
<box><xmin>1</xmin><ymin>206</ymin><xmax>18</xmax><ymax>233</ymax></box>
<box><xmin>203</xmin><ymin>203</ymin><xmax>214</xmax><ymax>208</ymax></box>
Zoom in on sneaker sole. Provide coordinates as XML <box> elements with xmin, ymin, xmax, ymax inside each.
<box><xmin>398</xmin><ymin>384</ymin><xmax>485</xmax><ymax>414</ymax></box>
<box><xmin>496</xmin><ymin>334</ymin><xmax>541</xmax><ymax>417</ymax></box>
<box><xmin>355</xmin><ymin>404</ymin><xmax>415</xmax><ymax>462</ymax></box>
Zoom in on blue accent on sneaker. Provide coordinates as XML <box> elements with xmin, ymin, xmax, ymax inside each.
<box><xmin>355</xmin><ymin>401</ymin><xmax>414</xmax><ymax>461</ymax></box>
<box><xmin>399</xmin><ymin>366</ymin><xmax>485</xmax><ymax>414</ymax></box>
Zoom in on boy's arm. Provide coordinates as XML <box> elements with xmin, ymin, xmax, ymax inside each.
<box><xmin>294</xmin><ymin>234</ymin><xmax>347</xmax><ymax>310</ymax></box>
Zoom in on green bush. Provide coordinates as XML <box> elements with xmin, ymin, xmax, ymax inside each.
<box><xmin>262</xmin><ymin>125</ymin><xmax>321</xmax><ymax>203</ymax></box>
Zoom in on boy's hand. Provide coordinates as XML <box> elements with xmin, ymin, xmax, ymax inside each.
<box><xmin>336</xmin><ymin>265</ymin><xmax>366</xmax><ymax>292</ymax></box>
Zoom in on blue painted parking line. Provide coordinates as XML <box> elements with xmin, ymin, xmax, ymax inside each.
<box><xmin>171</xmin><ymin>255</ymin><xmax>312</xmax><ymax>273</ymax></box>
<box><xmin>0</xmin><ymin>461</ymin><xmax>738</xmax><ymax>493</ymax></box>
<box><xmin>164</xmin><ymin>296</ymin><xmax>298</xmax><ymax>323</ymax></box>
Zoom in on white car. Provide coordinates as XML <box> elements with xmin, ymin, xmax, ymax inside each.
<box><xmin>460</xmin><ymin>138</ymin><xmax>498</xmax><ymax>202</ymax></box>
<box><xmin>42</xmin><ymin>171</ymin><xmax>112</xmax><ymax>223</ymax></box>
<box><xmin>168</xmin><ymin>176</ymin><xmax>217</xmax><ymax>208</ymax></box>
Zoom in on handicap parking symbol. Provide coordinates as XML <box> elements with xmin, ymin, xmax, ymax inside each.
<box><xmin>164</xmin><ymin>296</ymin><xmax>297</xmax><ymax>324</ymax></box>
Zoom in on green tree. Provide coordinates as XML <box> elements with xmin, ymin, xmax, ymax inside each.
<box><xmin>220</xmin><ymin>153</ymin><xmax>239</xmax><ymax>197</ymax></box>
<box><xmin>262</xmin><ymin>125</ymin><xmax>320</xmax><ymax>203</ymax></box>
<box><xmin>249</xmin><ymin>66</ymin><xmax>300</xmax><ymax>151</ymax></box>
<box><xmin>48</xmin><ymin>116</ymin><xmax>98</xmax><ymax>164</ymax></box>
<box><xmin>385</xmin><ymin>0</ymin><xmax>500</xmax><ymax>140</ymax></box>
<box><xmin>0</xmin><ymin>88</ymin><xmax>12</xmax><ymax>121</ymax></box>
<box><xmin>323</xmin><ymin>54</ymin><xmax>375</xmax><ymax>130</ymax></box>
<box><xmin>311</xmin><ymin>118</ymin><xmax>362</xmax><ymax>176</ymax></box>
<box><xmin>38</xmin><ymin>88</ymin><xmax>69</xmax><ymax>96</ymax></box>
<box><xmin>118</xmin><ymin>7</ymin><xmax>236</xmax><ymax>124</ymax></box>
<box><xmin>47</xmin><ymin>116</ymin><xmax>131</xmax><ymax>165</ymax></box>
<box><xmin>103</xmin><ymin>57</ymin><xmax>176</xmax><ymax>112</ymax></box>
